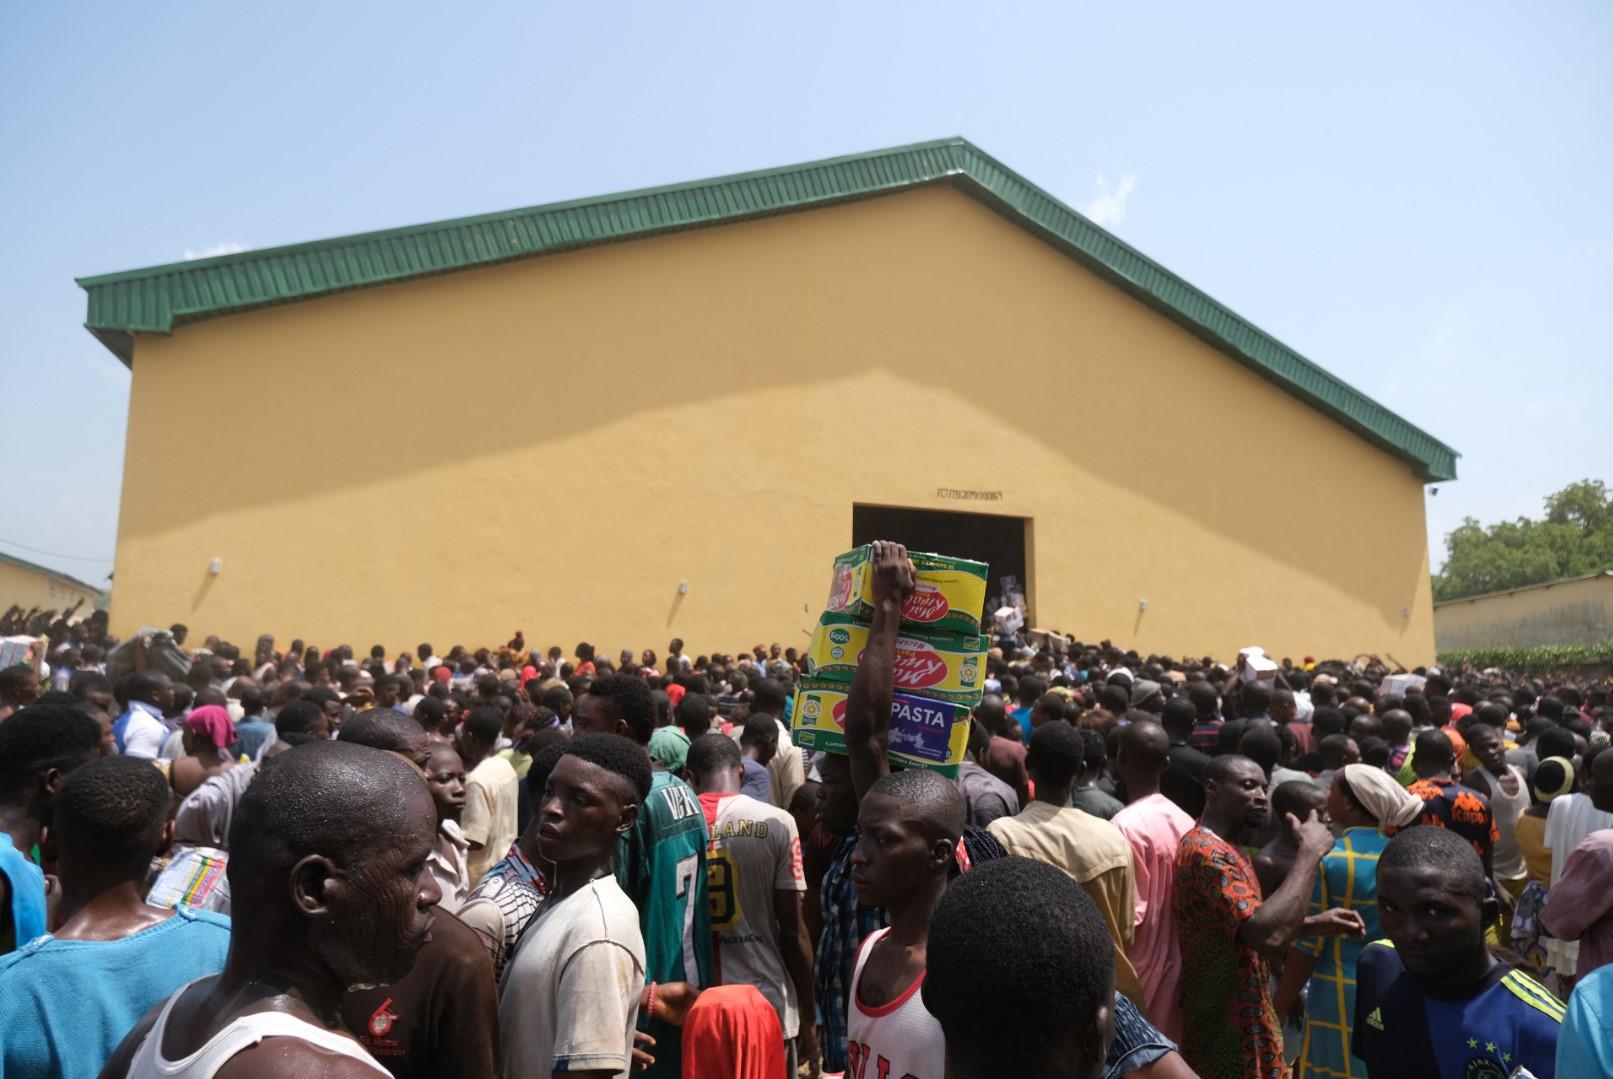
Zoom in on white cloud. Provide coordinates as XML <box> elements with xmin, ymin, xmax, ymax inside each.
<box><xmin>1081</xmin><ymin>172</ymin><xmax>1136</xmax><ymax>230</ymax></box>
<box><xmin>182</xmin><ymin>241</ymin><xmax>247</xmax><ymax>261</ymax></box>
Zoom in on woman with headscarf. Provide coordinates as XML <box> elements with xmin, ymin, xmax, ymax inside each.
<box><xmin>1511</xmin><ymin>757</ymin><xmax>1574</xmax><ymax>984</ymax></box>
<box><xmin>1273</xmin><ymin>764</ymin><xmax>1423</xmax><ymax>1079</ymax></box>
<box><xmin>168</xmin><ymin>704</ymin><xmax>238</xmax><ymax>798</ymax></box>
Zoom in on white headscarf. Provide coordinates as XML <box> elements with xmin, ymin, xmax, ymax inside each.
<box><xmin>1340</xmin><ymin>763</ymin><xmax>1423</xmax><ymax>830</ymax></box>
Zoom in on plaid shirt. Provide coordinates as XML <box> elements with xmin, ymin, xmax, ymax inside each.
<box><xmin>814</xmin><ymin>835</ymin><xmax>884</xmax><ymax>1073</ymax></box>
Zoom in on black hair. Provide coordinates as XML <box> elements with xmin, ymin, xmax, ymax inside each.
<box><xmin>69</xmin><ymin>671</ymin><xmax>113</xmax><ymax>700</ymax></box>
<box><xmin>751</xmin><ymin>678</ymin><xmax>787</xmax><ymax>716</ymax></box>
<box><xmin>1074</xmin><ymin>726</ymin><xmax>1107</xmax><ymax>770</ymax></box>
<box><xmin>1318</xmin><ymin>733</ymin><xmax>1354</xmax><ymax>768</ymax></box>
<box><xmin>462</xmin><ymin>706</ymin><xmax>504</xmax><ymax>744</ymax></box>
<box><xmin>868</xmin><ymin>767</ymin><xmax>966</xmax><ymax>843</ymax></box>
<box><xmin>413</xmin><ymin>695</ymin><xmax>448</xmax><ymax>728</ymax></box>
<box><xmin>1359</xmin><ymin>736</ymin><xmax>1391</xmax><ymax>769</ymax></box>
<box><xmin>539</xmin><ymin>685</ymin><xmax>573</xmax><ymax>712</ymax></box>
<box><xmin>0</xmin><ymin>666</ymin><xmax>36</xmax><ymax>702</ymax></box>
<box><xmin>1379</xmin><ymin>825</ymin><xmax>1486</xmax><ymax>899</ymax></box>
<box><xmin>1413</xmin><ymin>729</ymin><xmax>1454</xmax><ymax>769</ymax></box>
<box><xmin>586</xmin><ymin>674</ymin><xmax>655</xmax><ymax>745</ymax></box>
<box><xmin>1310</xmin><ymin>706</ymin><xmax>1348</xmax><ymax>740</ymax></box>
<box><xmin>923</xmin><ymin>856</ymin><xmax>1112</xmax><ymax>1076</ymax></box>
<box><xmin>564</xmin><ymin>733</ymin><xmax>652</xmax><ymax>801</ymax></box>
<box><xmin>55</xmin><ymin>755</ymin><xmax>171</xmax><ymax>872</ymax></box>
<box><xmin>739</xmin><ymin>713</ymin><xmax>779</xmax><ymax>747</ymax></box>
<box><xmin>1239</xmin><ymin>725</ymin><xmax>1281</xmax><ymax>774</ymax></box>
<box><xmin>1097</xmin><ymin>685</ymin><xmax>1129</xmax><ymax>716</ymax></box>
<box><xmin>1535</xmin><ymin>727</ymin><xmax>1578</xmax><ymax>762</ymax></box>
<box><xmin>123</xmin><ymin>671</ymin><xmax>167</xmax><ymax>705</ymax></box>
<box><xmin>274</xmin><ymin>699</ymin><xmax>324</xmax><ymax>737</ymax></box>
<box><xmin>687</xmin><ymin>732</ymin><xmax>742</xmax><ymax>781</ymax></box>
<box><xmin>0</xmin><ymin>704</ymin><xmax>102</xmax><ymax>794</ymax></box>
<box><xmin>1187</xmin><ymin>681</ymin><xmax>1220</xmax><ymax>718</ymax></box>
<box><xmin>1017</xmin><ymin>675</ymin><xmax>1047</xmax><ymax>705</ymax></box>
<box><xmin>1272</xmin><ymin>778</ymin><xmax>1326</xmax><ymax>820</ymax></box>
<box><xmin>1027</xmin><ymin>720</ymin><xmax>1084</xmax><ymax>788</ymax></box>
<box><xmin>1160</xmin><ymin>696</ymin><xmax>1196</xmax><ymax>736</ymax></box>
<box><xmin>1529</xmin><ymin>699</ymin><xmax>1567</xmax><ymax>722</ymax></box>
<box><xmin>966</xmin><ymin>718</ymin><xmax>992</xmax><ymax>759</ymax></box>
<box><xmin>340</xmin><ymin>709</ymin><xmax>426</xmax><ymax>753</ymax></box>
<box><xmin>527</xmin><ymin>738</ymin><xmax>571</xmax><ymax>803</ymax></box>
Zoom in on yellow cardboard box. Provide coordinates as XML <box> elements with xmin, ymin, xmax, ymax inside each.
<box><xmin>825</xmin><ymin>546</ymin><xmax>988</xmax><ymax>636</ymax></box>
<box><xmin>790</xmin><ymin>677</ymin><xmax>970</xmax><ymax>776</ymax></box>
<box><xmin>806</xmin><ymin>613</ymin><xmax>985</xmax><ymax>704</ymax></box>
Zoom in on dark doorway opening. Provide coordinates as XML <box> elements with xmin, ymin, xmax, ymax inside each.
<box><xmin>851</xmin><ymin>505</ymin><xmax>1030</xmax><ymax>622</ymax></box>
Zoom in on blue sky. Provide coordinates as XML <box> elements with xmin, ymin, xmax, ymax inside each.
<box><xmin>3</xmin><ymin>2</ymin><xmax>1609</xmax><ymax>590</ymax></box>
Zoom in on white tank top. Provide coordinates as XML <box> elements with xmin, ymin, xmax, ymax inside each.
<box><xmin>1478</xmin><ymin>764</ymin><xmax>1529</xmax><ymax>880</ymax></box>
<box><xmin>129</xmin><ymin>980</ymin><xmax>390</xmax><ymax>1078</ymax></box>
<box><xmin>845</xmin><ymin>928</ymin><xmax>946</xmax><ymax>1079</ymax></box>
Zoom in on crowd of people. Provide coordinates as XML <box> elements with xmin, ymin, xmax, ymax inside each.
<box><xmin>2</xmin><ymin>544</ymin><xmax>1612</xmax><ymax>1078</ymax></box>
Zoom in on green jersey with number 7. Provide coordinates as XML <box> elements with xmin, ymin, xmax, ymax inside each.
<box><xmin>616</xmin><ymin>769</ymin><xmax>714</xmax><ymax>1078</ymax></box>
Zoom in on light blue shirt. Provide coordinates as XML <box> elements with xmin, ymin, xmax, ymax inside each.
<box><xmin>1557</xmin><ymin>963</ymin><xmax>1613</xmax><ymax>1078</ymax></box>
<box><xmin>0</xmin><ymin>837</ymin><xmax>45</xmax><ymax>951</ymax></box>
<box><xmin>0</xmin><ymin>905</ymin><xmax>231</xmax><ymax>1078</ymax></box>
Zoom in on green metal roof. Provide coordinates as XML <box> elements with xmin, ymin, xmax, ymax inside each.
<box><xmin>77</xmin><ymin>136</ymin><xmax>1458</xmax><ymax>481</ymax></box>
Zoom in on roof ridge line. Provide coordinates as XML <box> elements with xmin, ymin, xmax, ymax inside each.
<box><xmin>75</xmin><ymin>137</ymin><xmax>1458</xmax><ymax>480</ymax></box>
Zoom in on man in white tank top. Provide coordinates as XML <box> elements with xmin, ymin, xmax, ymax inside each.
<box><xmin>836</xmin><ymin>540</ymin><xmax>967</xmax><ymax>1079</ymax></box>
<box><xmin>100</xmin><ymin>741</ymin><xmax>443</xmax><ymax>1079</ymax></box>
<box><xmin>844</xmin><ymin>767</ymin><xmax>966</xmax><ymax>1079</ymax></box>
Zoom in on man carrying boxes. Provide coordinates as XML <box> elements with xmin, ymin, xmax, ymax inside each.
<box><xmin>795</xmin><ymin>545</ymin><xmax>989</xmax><ymax>775</ymax></box>
<box><xmin>799</xmin><ymin>541</ymin><xmax>987</xmax><ymax>1075</ymax></box>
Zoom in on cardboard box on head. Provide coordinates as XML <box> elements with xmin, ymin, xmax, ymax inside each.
<box><xmin>791</xmin><ymin>677</ymin><xmax>971</xmax><ymax>777</ymax></box>
<box><xmin>806</xmin><ymin>613</ymin><xmax>985</xmax><ymax>703</ymax></box>
<box><xmin>826</xmin><ymin>546</ymin><xmax>988</xmax><ymax>637</ymax></box>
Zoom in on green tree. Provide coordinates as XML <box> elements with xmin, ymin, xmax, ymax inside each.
<box><xmin>1433</xmin><ymin>479</ymin><xmax>1613</xmax><ymax>600</ymax></box>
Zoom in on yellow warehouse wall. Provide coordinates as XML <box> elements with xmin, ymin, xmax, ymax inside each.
<box><xmin>111</xmin><ymin>185</ymin><xmax>1436</xmax><ymax>663</ymax></box>
<box><xmin>0</xmin><ymin>560</ymin><xmax>102</xmax><ymax>616</ymax></box>
<box><xmin>1434</xmin><ymin>573</ymin><xmax>1613</xmax><ymax>651</ymax></box>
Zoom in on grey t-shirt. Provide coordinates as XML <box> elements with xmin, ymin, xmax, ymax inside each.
<box><xmin>1069</xmin><ymin>784</ymin><xmax>1124</xmax><ymax>821</ymax></box>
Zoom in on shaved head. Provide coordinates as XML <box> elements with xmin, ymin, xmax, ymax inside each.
<box><xmin>229</xmin><ymin>741</ymin><xmax>429</xmax><ymax>902</ymax></box>
<box><xmin>1118</xmin><ymin>720</ymin><xmax>1170</xmax><ymax>769</ymax></box>
<box><xmin>868</xmin><ymin>767</ymin><xmax>966</xmax><ymax>844</ymax></box>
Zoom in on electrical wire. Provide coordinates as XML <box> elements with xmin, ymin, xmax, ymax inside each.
<box><xmin>0</xmin><ymin>537</ymin><xmax>114</xmax><ymax>563</ymax></box>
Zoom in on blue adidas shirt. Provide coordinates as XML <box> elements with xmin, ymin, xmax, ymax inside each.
<box><xmin>1352</xmin><ymin>938</ymin><xmax>1562</xmax><ymax>1079</ymax></box>
<box><xmin>0</xmin><ymin>905</ymin><xmax>231</xmax><ymax>1078</ymax></box>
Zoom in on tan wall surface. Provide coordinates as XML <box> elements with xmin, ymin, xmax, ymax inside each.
<box><xmin>1435</xmin><ymin>574</ymin><xmax>1613</xmax><ymax>651</ymax></box>
<box><xmin>111</xmin><ymin>185</ymin><xmax>1436</xmax><ymax>662</ymax></box>
<box><xmin>0</xmin><ymin>560</ymin><xmax>101</xmax><ymax>615</ymax></box>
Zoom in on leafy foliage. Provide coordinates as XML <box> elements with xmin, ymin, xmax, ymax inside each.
<box><xmin>1433</xmin><ymin>479</ymin><xmax>1613</xmax><ymax>601</ymax></box>
<box><xmin>1436</xmin><ymin>641</ymin><xmax>1613</xmax><ymax>673</ymax></box>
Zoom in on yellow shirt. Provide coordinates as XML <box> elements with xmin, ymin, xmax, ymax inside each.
<box><xmin>988</xmin><ymin>800</ymin><xmax>1143</xmax><ymax>1002</ymax></box>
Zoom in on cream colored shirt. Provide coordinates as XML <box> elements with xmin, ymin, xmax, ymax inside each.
<box><xmin>989</xmin><ymin>799</ymin><xmax>1142</xmax><ymax>1002</ymax></box>
<box><xmin>463</xmin><ymin>755</ymin><xmax>520</xmax><ymax>886</ymax></box>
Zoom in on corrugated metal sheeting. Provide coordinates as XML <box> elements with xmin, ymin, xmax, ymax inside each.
<box><xmin>76</xmin><ymin>137</ymin><xmax>1458</xmax><ymax>481</ymax></box>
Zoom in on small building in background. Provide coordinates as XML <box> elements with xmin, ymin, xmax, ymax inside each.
<box><xmin>0</xmin><ymin>551</ymin><xmax>105</xmax><ymax>617</ymax></box>
<box><xmin>1434</xmin><ymin>570</ymin><xmax>1613</xmax><ymax>652</ymax></box>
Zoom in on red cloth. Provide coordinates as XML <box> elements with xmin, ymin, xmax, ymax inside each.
<box><xmin>666</xmin><ymin>684</ymin><xmax>687</xmax><ymax>707</ymax></box>
<box><xmin>184</xmin><ymin>705</ymin><xmax>236</xmax><ymax>750</ymax></box>
<box><xmin>432</xmin><ymin>666</ymin><xmax>453</xmax><ymax>684</ymax></box>
<box><xmin>681</xmin><ymin>984</ymin><xmax>784</xmax><ymax>1079</ymax></box>
<box><xmin>520</xmin><ymin>664</ymin><xmax>538</xmax><ymax>686</ymax></box>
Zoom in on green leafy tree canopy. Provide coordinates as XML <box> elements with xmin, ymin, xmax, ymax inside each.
<box><xmin>1433</xmin><ymin>479</ymin><xmax>1613</xmax><ymax>601</ymax></box>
